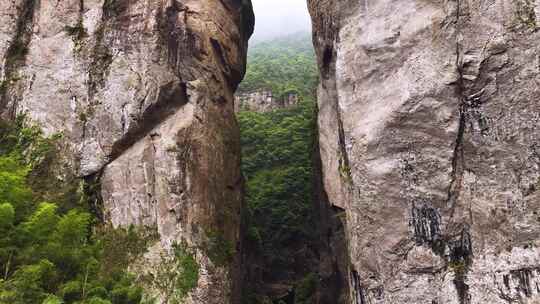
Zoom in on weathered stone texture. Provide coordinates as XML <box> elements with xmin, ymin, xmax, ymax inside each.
<box><xmin>309</xmin><ymin>0</ymin><xmax>540</xmax><ymax>303</ymax></box>
<box><xmin>234</xmin><ymin>89</ymin><xmax>298</xmax><ymax>112</ymax></box>
<box><xmin>0</xmin><ymin>0</ymin><xmax>253</xmax><ymax>303</ymax></box>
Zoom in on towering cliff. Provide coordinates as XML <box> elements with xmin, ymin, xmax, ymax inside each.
<box><xmin>309</xmin><ymin>0</ymin><xmax>540</xmax><ymax>303</ymax></box>
<box><xmin>0</xmin><ymin>0</ymin><xmax>253</xmax><ymax>303</ymax></box>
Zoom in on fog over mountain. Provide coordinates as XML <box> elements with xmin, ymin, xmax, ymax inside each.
<box><xmin>250</xmin><ymin>0</ymin><xmax>312</xmax><ymax>43</ymax></box>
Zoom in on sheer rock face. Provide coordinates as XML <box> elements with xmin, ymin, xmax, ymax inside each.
<box><xmin>309</xmin><ymin>0</ymin><xmax>540</xmax><ymax>303</ymax></box>
<box><xmin>0</xmin><ymin>0</ymin><xmax>254</xmax><ymax>303</ymax></box>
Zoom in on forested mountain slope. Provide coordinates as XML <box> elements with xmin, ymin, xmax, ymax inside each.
<box><xmin>237</xmin><ymin>32</ymin><xmax>320</xmax><ymax>303</ymax></box>
<box><xmin>238</xmin><ymin>32</ymin><xmax>318</xmax><ymax>99</ymax></box>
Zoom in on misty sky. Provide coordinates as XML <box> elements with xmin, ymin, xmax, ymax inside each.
<box><xmin>250</xmin><ymin>0</ymin><xmax>312</xmax><ymax>42</ymax></box>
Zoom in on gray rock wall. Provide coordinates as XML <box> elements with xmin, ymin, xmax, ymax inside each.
<box><xmin>309</xmin><ymin>0</ymin><xmax>540</xmax><ymax>303</ymax></box>
<box><xmin>0</xmin><ymin>0</ymin><xmax>253</xmax><ymax>303</ymax></box>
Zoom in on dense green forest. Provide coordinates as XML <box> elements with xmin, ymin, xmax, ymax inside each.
<box><xmin>238</xmin><ymin>32</ymin><xmax>319</xmax><ymax>303</ymax></box>
<box><xmin>238</xmin><ymin>32</ymin><xmax>318</xmax><ymax>99</ymax></box>
<box><xmin>0</xmin><ymin>118</ymin><xmax>150</xmax><ymax>304</ymax></box>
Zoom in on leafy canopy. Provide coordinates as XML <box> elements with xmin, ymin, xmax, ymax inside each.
<box><xmin>0</xmin><ymin>118</ymin><xmax>145</xmax><ymax>304</ymax></box>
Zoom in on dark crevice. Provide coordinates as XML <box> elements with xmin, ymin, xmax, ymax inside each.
<box><xmin>337</xmin><ymin>112</ymin><xmax>351</xmax><ymax>179</ymax></box>
<box><xmin>84</xmin><ymin>170</ymin><xmax>105</xmax><ymax>222</ymax></box>
<box><xmin>158</xmin><ymin>1</ymin><xmax>187</xmax><ymax>69</ymax></box>
<box><xmin>453</xmin><ymin>274</ymin><xmax>470</xmax><ymax>304</ymax></box>
<box><xmin>87</xmin><ymin>41</ymin><xmax>113</xmax><ymax>101</ymax></box>
<box><xmin>211</xmin><ymin>38</ymin><xmax>228</xmax><ymax>70</ymax></box>
<box><xmin>308</xmin><ymin>4</ymin><xmax>353</xmax><ymax>303</ymax></box>
<box><xmin>446</xmin><ymin>0</ymin><xmax>468</xmax><ymax>218</ymax></box>
<box><xmin>336</xmin><ymin>93</ymin><xmax>352</xmax><ymax>184</ymax></box>
<box><xmin>0</xmin><ymin>0</ymin><xmax>38</xmax><ymax>118</ymax></box>
<box><xmin>87</xmin><ymin>0</ymin><xmax>126</xmax><ymax>100</ymax></box>
<box><xmin>446</xmin><ymin>1</ymin><xmax>473</xmax><ymax>303</ymax></box>
<box><xmin>2</xmin><ymin>0</ymin><xmax>37</xmax><ymax>75</ymax></box>
<box><xmin>88</xmin><ymin>0</ymin><xmax>135</xmax><ymax>99</ymax></box>
<box><xmin>314</xmin><ymin>113</ymin><xmax>350</xmax><ymax>303</ymax></box>
<box><xmin>446</xmin><ymin>104</ymin><xmax>466</xmax><ymax>217</ymax></box>
<box><xmin>210</xmin><ymin>37</ymin><xmax>243</xmax><ymax>91</ymax></box>
<box><xmin>321</xmin><ymin>46</ymin><xmax>333</xmax><ymax>79</ymax></box>
<box><xmin>107</xmin><ymin>81</ymin><xmax>188</xmax><ymax>165</ymax></box>
<box><xmin>448</xmin><ymin>228</ymin><xmax>473</xmax><ymax>264</ymax></box>
<box><xmin>155</xmin><ymin>2</ymin><xmax>204</xmax><ymax>81</ymax></box>
<box><xmin>446</xmin><ymin>77</ymin><xmax>466</xmax><ymax>216</ymax></box>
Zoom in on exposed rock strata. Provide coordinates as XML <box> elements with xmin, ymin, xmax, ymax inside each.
<box><xmin>0</xmin><ymin>0</ymin><xmax>254</xmax><ymax>303</ymax></box>
<box><xmin>234</xmin><ymin>89</ymin><xmax>298</xmax><ymax>112</ymax></box>
<box><xmin>309</xmin><ymin>0</ymin><xmax>540</xmax><ymax>303</ymax></box>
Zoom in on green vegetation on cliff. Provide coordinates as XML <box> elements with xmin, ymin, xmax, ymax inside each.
<box><xmin>0</xmin><ymin>117</ymin><xmax>146</xmax><ymax>304</ymax></box>
<box><xmin>238</xmin><ymin>32</ymin><xmax>319</xmax><ymax>303</ymax></box>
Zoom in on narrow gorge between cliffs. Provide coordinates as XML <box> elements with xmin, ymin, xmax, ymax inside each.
<box><xmin>235</xmin><ymin>2</ymin><xmax>350</xmax><ymax>302</ymax></box>
<box><xmin>235</xmin><ymin>31</ymin><xmax>339</xmax><ymax>303</ymax></box>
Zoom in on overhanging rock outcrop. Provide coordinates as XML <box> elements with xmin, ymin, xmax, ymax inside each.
<box><xmin>0</xmin><ymin>0</ymin><xmax>254</xmax><ymax>303</ymax></box>
<box><xmin>309</xmin><ymin>0</ymin><xmax>540</xmax><ymax>303</ymax></box>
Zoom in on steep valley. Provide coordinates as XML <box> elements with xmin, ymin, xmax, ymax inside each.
<box><xmin>236</xmin><ymin>32</ymin><xmax>320</xmax><ymax>303</ymax></box>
